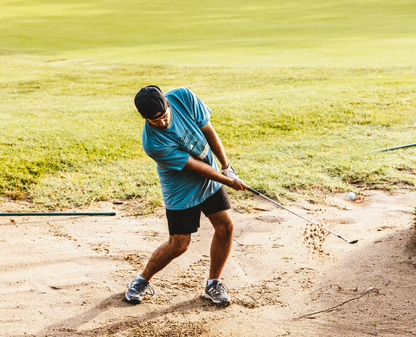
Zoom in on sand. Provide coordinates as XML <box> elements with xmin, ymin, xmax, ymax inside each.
<box><xmin>1</xmin><ymin>189</ymin><xmax>416</xmax><ymax>337</ymax></box>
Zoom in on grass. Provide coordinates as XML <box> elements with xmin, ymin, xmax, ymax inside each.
<box><xmin>1</xmin><ymin>0</ymin><xmax>416</xmax><ymax>211</ymax></box>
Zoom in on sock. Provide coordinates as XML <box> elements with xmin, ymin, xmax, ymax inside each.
<box><xmin>136</xmin><ymin>275</ymin><xmax>147</xmax><ymax>282</ymax></box>
<box><xmin>207</xmin><ymin>279</ymin><xmax>220</xmax><ymax>287</ymax></box>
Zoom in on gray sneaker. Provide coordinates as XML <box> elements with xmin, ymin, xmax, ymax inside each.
<box><xmin>203</xmin><ymin>280</ymin><xmax>231</xmax><ymax>306</ymax></box>
<box><xmin>125</xmin><ymin>277</ymin><xmax>154</xmax><ymax>304</ymax></box>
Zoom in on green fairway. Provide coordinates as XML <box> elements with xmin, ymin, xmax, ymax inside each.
<box><xmin>1</xmin><ymin>0</ymin><xmax>416</xmax><ymax>210</ymax></box>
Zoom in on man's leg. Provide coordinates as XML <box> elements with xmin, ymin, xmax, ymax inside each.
<box><xmin>141</xmin><ymin>234</ymin><xmax>191</xmax><ymax>281</ymax></box>
<box><xmin>126</xmin><ymin>234</ymin><xmax>190</xmax><ymax>304</ymax></box>
<box><xmin>202</xmin><ymin>209</ymin><xmax>234</xmax><ymax>305</ymax></box>
<box><xmin>207</xmin><ymin>209</ymin><xmax>234</xmax><ymax>280</ymax></box>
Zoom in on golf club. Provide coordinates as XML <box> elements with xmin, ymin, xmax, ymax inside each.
<box><xmin>248</xmin><ymin>188</ymin><xmax>358</xmax><ymax>244</ymax></box>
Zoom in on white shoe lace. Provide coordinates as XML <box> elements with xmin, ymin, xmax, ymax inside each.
<box><xmin>132</xmin><ymin>281</ymin><xmax>155</xmax><ymax>298</ymax></box>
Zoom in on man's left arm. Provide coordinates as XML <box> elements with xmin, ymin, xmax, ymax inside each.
<box><xmin>200</xmin><ymin>121</ymin><xmax>229</xmax><ymax>171</ymax></box>
<box><xmin>188</xmin><ymin>121</ymin><xmax>246</xmax><ymax>190</ymax></box>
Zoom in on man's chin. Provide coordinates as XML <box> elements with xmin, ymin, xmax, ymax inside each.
<box><xmin>157</xmin><ymin>123</ymin><xmax>170</xmax><ymax>130</ymax></box>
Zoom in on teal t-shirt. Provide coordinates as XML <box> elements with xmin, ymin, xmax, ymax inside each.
<box><xmin>142</xmin><ymin>87</ymin><xmax>222</xmax><ymax>210</ymax></box>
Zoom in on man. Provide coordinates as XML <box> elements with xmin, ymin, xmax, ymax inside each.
<box><xmin>126</xmin><ymin>85</ymin><xmax>248</xmax><ymax>306</ymax></box>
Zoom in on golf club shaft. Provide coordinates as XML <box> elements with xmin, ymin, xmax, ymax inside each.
<box><xmin>248</xmin><ymin>188</ymin><xmax>355</xmax><ymax>244</ymax></box>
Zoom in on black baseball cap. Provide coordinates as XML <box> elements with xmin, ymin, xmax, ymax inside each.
<box><xmin>134</xmin><ymin>85</ymin><xmax>168</xmax><ymax>119</ymax></box>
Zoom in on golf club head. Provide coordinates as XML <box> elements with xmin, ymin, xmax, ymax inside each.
<box><xmin>248</xmin><ymin>186</ymin><xmax>359</xmax><ymax>245</ymax></box>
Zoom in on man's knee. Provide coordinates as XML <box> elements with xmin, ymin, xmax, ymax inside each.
<box><xmin>220</xmin><ymin>220</ymin><xmax>234</xmax><ymax>238</ymax></box>
<box><xmin>209</xmin><ymin>210</ymin><xmax>234</xmax><ymax>238</ymax></box>
<box><xmin>168</xmin><ymin>234</ymin><xmax>191</xmax><ymax>256</ymax></box>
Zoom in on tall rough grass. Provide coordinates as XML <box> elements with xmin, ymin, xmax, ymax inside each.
<box><xmin>1</xmin><ymin>1</ymin><xmax>415</xmax><ymax>209</ymax></box>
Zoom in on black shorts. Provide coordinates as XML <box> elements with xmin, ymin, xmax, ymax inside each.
<box><xmin>166</xmin><ymin>186</ymin><xmax>231</xmax><ymax>235</ymax></box>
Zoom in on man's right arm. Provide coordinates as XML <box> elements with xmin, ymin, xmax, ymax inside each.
<box><xmin>183</xmin><ymin>155</ymin><xmax>248</xmax><ymax>191</ymax></box>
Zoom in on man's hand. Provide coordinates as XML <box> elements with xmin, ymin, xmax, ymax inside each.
<box><xmin>222</xmin><ymin>165</ymin><xmax>248</xmax><ymax>191</ymax></box>
<box><xmin>184</xmin><ymin>155</ymin><xmax>248</xmax><ymax>191</ymax></box>
<box><xmin>228</xmin><ymin>178</ymin><xmax>249</xmax><ymax>191</ymax></box>
<box><xmin>222</xmin><ymin>165</ymin><xmax>239</xmax><ymax>179</ymax></box>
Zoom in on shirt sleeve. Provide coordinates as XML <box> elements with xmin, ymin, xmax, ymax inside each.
<box><xmin>183</xmin><ymin>88</ymin><xmax>211</xmax><ymax>128</ymax></box>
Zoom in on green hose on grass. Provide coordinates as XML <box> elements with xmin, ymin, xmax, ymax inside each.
<box><xmin>0</xmin><ymin>212</ymin><xmax>116</xmax><ymax>216</ymax></box>
<box><xmin>369</xmin><ymin>143</ymin><xmax>416</xmax><ymax>153</ymax></box>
